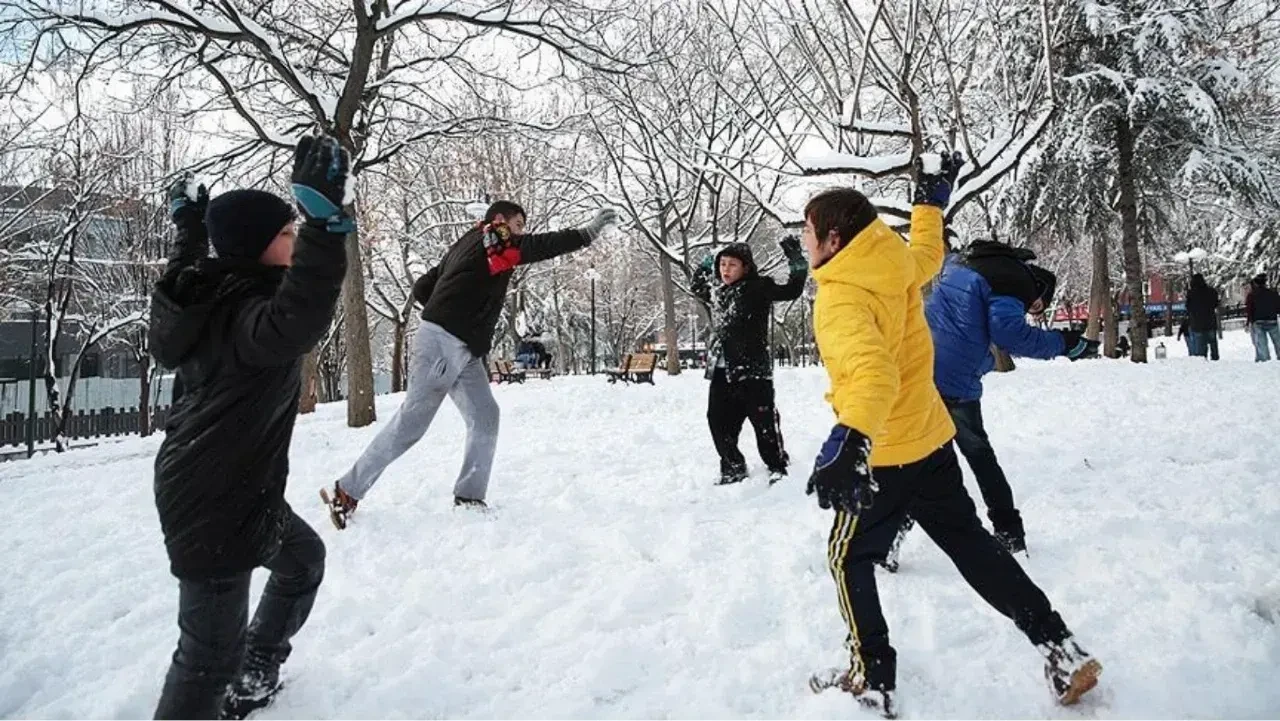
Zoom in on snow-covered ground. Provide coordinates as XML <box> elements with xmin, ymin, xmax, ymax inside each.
<box><xmin>3</xmin><ymin>330</ymin><xmax>1279</xmax><ymax>719</ymax></box>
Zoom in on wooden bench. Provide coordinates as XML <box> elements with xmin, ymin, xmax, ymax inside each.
<box><xmin>524</xmin><ymin>367</ymin><xmax>556</xmax><ymax>380</ymax></box>
<box><xmin>604</xmin><ymin>354</ymin><xmax>632</xmax><ymax>383</ymax></box>
<box><xmin>488</xmin><ymin>359</ymin><xmax>526</xmax><ymax>384</ymax></box>
<box><xmin>605</xmin><ymin>353</ymin><xmax>656</xmax><ymax>385</ymax></box>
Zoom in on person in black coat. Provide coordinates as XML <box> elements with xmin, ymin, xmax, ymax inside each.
<box><xmin>1184</xmin><ymin>273</ymin><xmax>1220</xmax><ymax>361</ymax></box>
<box><xmin>691</xmin><ymin>237</ymin><xmax>807</xmax><ymax>485</ymax></box>
<box><xmin>149</xmin><ymin>135</ymin><xmax>353</xmax><ymax>719</ymax></box>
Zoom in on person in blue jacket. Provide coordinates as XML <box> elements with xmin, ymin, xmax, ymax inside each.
<box><xmin>884</xmin><ymin>241</ymin><xmax>1098</xmax><ymax>564</ymax></box>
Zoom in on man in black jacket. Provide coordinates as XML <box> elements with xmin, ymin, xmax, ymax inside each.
<box><xmin>150</xmin><ymin>135</ymin><xmax>354</xmax><ymax>719</ymax></box>
<box><xmin>1247</xmin><ymin>274</ymin><xmax>1280</xmax><ymax>361</ymax></box>
<box><xmin>691</xmin><ymin>238</ymin><xmax>807</xmax><ymax>485</ymax></box>
<box><xmin>324</xmin><ymin>201</ymin><xmax>617</xmax><ymax>526</ymax></box>
<box><xmin>1185</xmin><ymin>273</ymin><xmax>1220</xmax><ymax>361</ymax></box>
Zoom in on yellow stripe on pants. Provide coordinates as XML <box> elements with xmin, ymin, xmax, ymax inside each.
<box><xmin>827</xmin><ymin>509</ymin><xmax>865</xmax><ymax>684</ymax></box>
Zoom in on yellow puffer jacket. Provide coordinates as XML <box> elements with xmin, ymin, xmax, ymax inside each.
<box><xmin>812</xmin><ymin>205</ymin><xmax>956</xmax><ymax>467</ymax></box>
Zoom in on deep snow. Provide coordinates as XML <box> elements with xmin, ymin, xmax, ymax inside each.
<box><xmin>2</xmin><ymin>331</ymin><xmax>1279</xmax><ymax>719</ymax></box>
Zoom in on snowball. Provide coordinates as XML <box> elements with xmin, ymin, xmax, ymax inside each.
<box><xmin>184</xmin><ymin>175</ymin><xmax>205</xmax><ymax>202</ymax></box>
<box><xmin>920</xmin><ymin>153</ymin><xmax>942</xmax><ymax>175</ymax></box>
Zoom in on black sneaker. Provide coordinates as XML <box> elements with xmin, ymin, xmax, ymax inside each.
<box><xmin>1038</xmin><ymin>638</ymin><xmax>1102</xmax><ymax>705</ymax></box>
<box><xmin>221</xmin><ymin>666</ymin><xmax>282</xmax><ymax>720</ymax></box>
<box><xmin>454</xmin><ymin>496</ymin><xmax>488</xmax><ymax>510</ymax></box>
<box><xmin>767</xmin><ymin>468</ymin><xmax>787</xmax><ymax>485</ymax></box>
<box><xmin>715</xmin><ymin>472</ymin><xmax>747</xmax><ymax>486</ymax></box>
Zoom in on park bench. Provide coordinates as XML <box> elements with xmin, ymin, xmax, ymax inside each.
<box><xmin>488</xmin><ymin>359</ymin><xmax>526</xmax><ymax>384</ymax></box>
<box><xmin>605</xmin><ymin>352</ymin><xmax>657</xmax><ymax>385</ymax></box>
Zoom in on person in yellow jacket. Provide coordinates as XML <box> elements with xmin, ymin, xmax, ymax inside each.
<box><xmin>801</xmin><ymin>154</ymin><xmax>1101</xmax><ymax>718</ymax></box>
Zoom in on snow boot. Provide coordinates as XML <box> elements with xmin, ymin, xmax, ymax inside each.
<box><xmin>809</xmin><ymin>667</ymin><xmax>897</xmax><ymax>719</ymax></box>
<box><xmin>878</xmin><ymin>516</ymin><xmax>914</xmax><ymax>573</ymax></box>
<box><xmin>454</xmin><ymin>496</ymin><xmax>488</xmax><ymax>510</ymax></box>
<box><xmin>220</xmin><ymin>663</ymin><xmax>282</xmax><ymax>720</ymax></box>
<box><xmin>767</xmin><ymin>468</ymin><xmax>787</xmax><ymax>486</ymax></box>
<box><xmin>320</xmin><ymin>482</ymin><xmax>358</xmax><ymax>530</ymax></box>
<box><xmin>1038</xmin><ymin>638</ymin><xmax>1102</xmax><ymax>705</ymax></box>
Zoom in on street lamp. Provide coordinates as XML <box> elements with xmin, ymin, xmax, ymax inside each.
<box><xmin>585</xmin><ymin>266</ymin><xmax>600</xmax><ymax>374</ymax></box>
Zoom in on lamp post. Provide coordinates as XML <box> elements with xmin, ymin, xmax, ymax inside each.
<box><xmin>26</xmin><ymin>306</ymin><xmax>38</xmax><ymax>459</ymax></box>
<box><xmin>585</xmin><ymin>267</ymin><xmax>600</xmax><ymax>374</ymax></box>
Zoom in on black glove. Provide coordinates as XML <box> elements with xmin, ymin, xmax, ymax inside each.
<box><xmin>291</xmin><ymin>134</ymin><xmax>356</xmax><ymax>234</ymax></box>
<box><xmin>779</xmin><ymin>235</ymin><xmax>802</xmax><ymax>257</ymax></box>
<box><xmin>168</xmin><ymin>174</ymin><xmax>208</xmax><ymax>225</ymax></box>
<box><xmin>806</xmin><ymin>425</ymin><xmax>877</xmax><ymax>513</ymax></box>
<box><xmin>1059</xmin><ymin>330</ymin><xmax>1100</xmax><ymax>361</ymax></box>
<box><xmin>912</xmin><ymin>151</ymin><xmax>963</xmax><ymax>208</ymax></box>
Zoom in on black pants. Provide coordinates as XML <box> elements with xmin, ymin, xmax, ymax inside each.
<box><xmin>945</xmin><ymin>398</ymin><xmax>1024</xmax><ymax>542</ymax></box>
<box><xmin>154</xmin><ymin>509</ymin><xmax>326</xmax><ymax>719</ymax></box>
<box><xmin>707</xmin><ymin>369</ymin><xmax>788</xmax><ymax>477</ymax></box>
<box><xmin>826</xmin><ymin>443</ymin><xmax>1068</xmax><ymax>691</ymax></box>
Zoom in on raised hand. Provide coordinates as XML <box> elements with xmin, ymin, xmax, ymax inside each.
<box><xmin>291</xmin><ymin>134</ymin><xmax>356</xmax><ymax>234</ymax></box>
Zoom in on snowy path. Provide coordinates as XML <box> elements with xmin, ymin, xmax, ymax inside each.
<box><xmin>3</xmin><ymin>331</ymin><xmax>1279</xmax><ymax>718</ymax></box>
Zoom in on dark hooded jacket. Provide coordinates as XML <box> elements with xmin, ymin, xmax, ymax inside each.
<box><xmin>1185</xmin><ymin>273</ymin><xmax>1219</xmax><ymax>333</ymax></box>
<box><xmin>690</xmin><ymin>242</ymin><xmax>807</xmax><ymax>382</ymax></box>
<box><xmin>412</xmin><ymin>223</ymin><xmax>591</xmax><ymax>357</ymax></box>
<box><xmin>149</xmin><ymin>215</ymin><xmax>346</xmax><ymax>580</ymax></box>
<box><xmin>1247</xmin><ymin>275</ymin><xmax>1280</xmax><ymax>324</ymax></box>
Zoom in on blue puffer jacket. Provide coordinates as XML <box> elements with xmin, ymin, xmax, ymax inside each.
<box><xmin>926</xmin><ymin>255</ymin><xmax>1065</xmax><ymax>402</ymax></box>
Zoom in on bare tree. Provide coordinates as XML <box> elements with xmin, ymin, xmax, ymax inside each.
<box><xmin>7</xmin><ymin>0</ymin><xmax>636</xmax><ymax>426</ymax></box>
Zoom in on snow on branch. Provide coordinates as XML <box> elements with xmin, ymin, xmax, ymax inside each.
<box><xmin>795</xmin><ymin>150</ymin><xmax>914</xmax><ymax>178</ymax></box>
<box><xmin>950</xmin><ymin>107</ymin><xmax>1055</xmax><ymax>212</ymax></box>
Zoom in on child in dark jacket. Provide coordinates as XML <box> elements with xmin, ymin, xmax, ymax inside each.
<box><xmin>690</xmin><ymin>237</ymin><xmax>807</xmax><ymax>484</ymax></box>
<box><xmin>149</xmin><ymin>135</ymin><xmax>353</xmax><ymax>719</ymax></box>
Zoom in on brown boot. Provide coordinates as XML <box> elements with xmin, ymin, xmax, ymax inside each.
<box><xmin>319</xmin><ymin>482</ymin><xmax>358</xmax><ymax>530</ymax></box>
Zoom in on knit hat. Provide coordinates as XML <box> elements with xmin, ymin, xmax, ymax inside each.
<box><xmin>205</xmin><ymin>189</ymin><xmax>296</xmax><ymax>260</ymax></box>
<box><xmin>1026</xmin><ymin>263</ymin><xmax>1057</xmax><ymax>306</ymax></box>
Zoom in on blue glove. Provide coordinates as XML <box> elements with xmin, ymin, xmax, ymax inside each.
<box><xmin>912</xmin><ymin>151</ymin><xmax>963</xmax><ymax>208</ymax></box>
<box><xmin>700</xmin><ymin>254</ymin><xmax>716</xmax><ymax>272</ymax></box>
<box><xmin>291</xmin><ymin>134</ymin><xmax>356</xmax><ymax>234</ymax></box>
<box><xmin>806</xmin><ymin>425</ymin><xmax>877</xmax><ymax>513</ymax></box>
<box><xmin>167</xmin><ymin>174</ymin><xmax>208</xmax><ymax>224</ymax></box>
<box><xmin>1059</xmin><ymin>330</ymin><xmax>1100</xmax><ymax>361</ymax></box>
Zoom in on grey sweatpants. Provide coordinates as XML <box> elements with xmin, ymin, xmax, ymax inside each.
<box><xmin>337</xmin><ymin>322</ymin><xmax>499</xmax><ymax>502</ymax></box>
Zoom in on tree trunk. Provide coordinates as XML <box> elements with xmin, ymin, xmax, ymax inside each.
<box><xmin>1086</xmin><ymin>235</ymin><xmax>1109</xmax><ymax>342</ymax></box>
<box><xmin>1115</xmin><ymin>116</ymin><xmax>1148</xmax><ymax>363</ymax></box>
<box><xmin>1104</xmin><ymin>292</ymin><xmax>1120</xmax><ymax>358</ymax></box>
<box><xmin>299</xmin><ymin>348</ymin><xmax>320</xmax><ymax>414</ymax></box>
<box><xmin>660</xmin><ymin>253</ymin><xmax>680</xmax><ymax>375</ymax></box>
<box><xmin>342</xmin><ymin>227</ymin><xmax>377</xmax><ymax>426</ymax></box>
<box><xmin>390</xmin><ymin>321</ymin><xmax>406</xmax><ymax>393</ymax></box>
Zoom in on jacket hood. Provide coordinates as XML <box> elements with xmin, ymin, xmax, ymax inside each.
<box><xmin>812</xmin><ymin>217</ymin><xmax>912</xmax><ymax>296</ymax></box>
<box><xmin>965</xmin><ymin>240</ymin><xmax>1037</xmax><ymax>263</ymax></box>
<box><xmin>715</xmin><ymin>243</ymin><xmax>758</xmax><ymax>278</ymax></box>
<box><xmin>150</xmin><ymin>258</ymin><xmax>285</xmax><ymax>370</ymax></box>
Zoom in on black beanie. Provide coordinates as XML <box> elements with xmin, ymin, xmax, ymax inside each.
<box><xmin>205</xmin><ymin>189</ymin><xmax>296</xmax><ymax>260</ymax></box>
